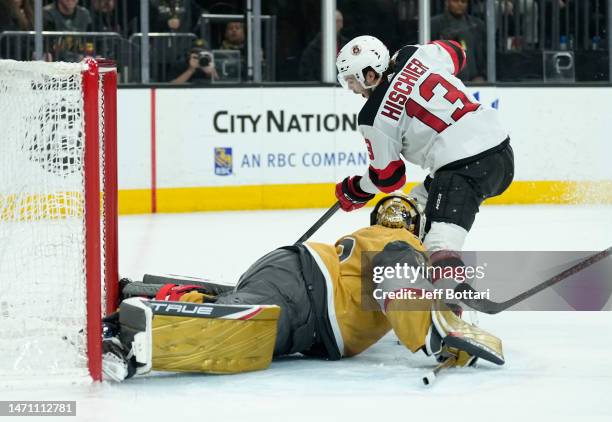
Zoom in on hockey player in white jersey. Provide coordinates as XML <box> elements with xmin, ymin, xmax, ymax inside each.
<box><xmin>334</xmin><ymin>36</ymin><xmax>514</xmax><ymax>266</ymax></box>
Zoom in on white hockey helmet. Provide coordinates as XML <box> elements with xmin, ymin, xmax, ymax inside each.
<box><xmin>336</xmin><ymin>35</ymin><xmax>390</xmax><ymax>89</ymax></box>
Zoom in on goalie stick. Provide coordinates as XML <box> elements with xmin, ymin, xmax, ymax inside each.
<box><xmin>455</xmin><ymin>246</ymin><xmax>612</xmax><ymax>314</ymax></box>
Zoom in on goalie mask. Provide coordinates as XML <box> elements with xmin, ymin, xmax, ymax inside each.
<box><xmin>370</xmin><ymin>194</ymin><xmax>426</xmax><ymax>240</ymax></box>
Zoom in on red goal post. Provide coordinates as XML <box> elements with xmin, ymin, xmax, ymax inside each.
<box><xmin>0</xmin><ymin>58</ymin><xmax>119</xmax><ymax>383</ymax></box>
<box><xmin>83</xmin><ymin>58</ymin><xmax>120</xmax><ymax>381</ymax></box>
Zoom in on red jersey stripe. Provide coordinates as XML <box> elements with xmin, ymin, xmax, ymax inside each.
<box><xmin>432</xmin><ymin>40</ymin><xmax>460</xmax><ymax>75</ymax></box>
<box><xmin>377</xmin><ymin>174</ymin><xmax>406</xmax><ymax>193</ymax></box>
<box><xmin>448</xmin><ymin>40</ymin><xmax>467</xmax><ymax>72</ymax></box>
<box><xmin>370</xmin><ymin>159</ymin><xmax>404</xmax><ymax>180</ymax></box>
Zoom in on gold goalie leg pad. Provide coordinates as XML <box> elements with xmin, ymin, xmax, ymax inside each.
<box><xmin>432</xmin><ymin>300</ymin><xmax>505</xmax><ymax>365</ymax></box>
<box><xmin>148</xmin><ymin>301</ymin><xmax>280</xmax><ymax>374</ymax></box>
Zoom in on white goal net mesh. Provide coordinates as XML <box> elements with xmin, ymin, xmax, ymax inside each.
<box><xmin>0</xmin><ymin>60</ymin><xmax>103</xmax><ymax>382</ymax></box>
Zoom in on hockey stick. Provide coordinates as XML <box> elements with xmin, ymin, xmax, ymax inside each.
<box><xmin>455</xmin><ymin>246</ymin><xmax>612</xmax><ymax>314</ymax></box>
<box><xmin>422</xmin><ymin>356</ymin><xmax>457</xmax><ymax>386</ymax></box>
<box><xmin>294</xmin><ymin>201</ymin><xmax>341</xmax><ymax>245</ymax></box>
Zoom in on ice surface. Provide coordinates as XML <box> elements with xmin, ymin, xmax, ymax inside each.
<box><xmin>1</xmin><ymin>205</ymin><xmax>611</xmax><ymax>422</ymax></box>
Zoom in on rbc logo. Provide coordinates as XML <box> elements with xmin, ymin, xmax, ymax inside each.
<box><xmin>214</xmin><ymin>147</ymin><xmax>232</xmax><ymax>176</ymax></box>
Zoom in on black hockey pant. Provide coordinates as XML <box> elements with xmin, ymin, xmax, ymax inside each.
<box><xmin>424</xmin><ymin>138</ymin><xmax>515</xmax><ymax>232</ymax></box>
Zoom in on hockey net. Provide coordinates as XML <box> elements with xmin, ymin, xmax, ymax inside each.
<box><xmin>0</xmin><ymin>59</ymin><xmax>118</xmax><ymax>383</ymax></box>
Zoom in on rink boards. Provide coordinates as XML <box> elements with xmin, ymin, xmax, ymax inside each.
<box><xmin>115</xmin><ymin>86</ymin><xmax>612</xmax><ymax>214</ymax></box>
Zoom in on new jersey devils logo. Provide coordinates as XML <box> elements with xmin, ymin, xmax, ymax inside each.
<box><xmin>351</xmin><ymin>44</ymin><xmax>361</xmax><ymax>55</ymax></box>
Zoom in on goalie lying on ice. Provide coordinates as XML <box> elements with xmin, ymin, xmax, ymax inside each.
<box><xmin>102</xmin><ymin>194</ymin><xmax>504</xmax><ymax>382</ymax></box>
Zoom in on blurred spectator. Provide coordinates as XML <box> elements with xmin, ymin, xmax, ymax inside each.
<box><xmin>15</xmin><ymin>0</ymin><xmax>34</xmax><ymax>30</ymax></box>
<box><xmin>431</xmin><ymin>0</ymin><xmax>486</xmax><ymax>82</ymax></box>
<box><xmin>0</xmin><ymin>0</ymin><xmax>38</xmax><ymax>61</ymax></box>
<box><xmin>90</xmin><ymin>0</ymin><xmax>120</xmax><ymax>33</ymax></box>
<box><xmin>169</xmin><ymin>46</ymin><xmax>218</xmax><ymax>84</ymax></box>
<box><xmin>44</xmin><ymin>0</ymin><xmax>92</xmax><ymax>32</ymax></box>
<box><xmin>298</xmin><ymin>9</ymin><xmax>348</xmax><ymax>81</ymax></box>
<box><xmin>220</xmin><ymin>21</ymin><xmax>245</xmax><ymax>50</ymax></box>
<box><xmin>0</xmin><ymin>0</ymin><xmax>34</xmax><ymax>31</ymax></box>
<box><xmin>50</xmin><ymin>35</ymin><xmax>89</xmax><ymax>62</ymax></box>
<box><xmin>217</xmin><ymin>21</ymin><xmax>248</xmax><ymax>80</ymax></box>
<box><xmin>151</xmin><ymin>0</ymin><xmax>199</xmax><ymax>33</ymax></box>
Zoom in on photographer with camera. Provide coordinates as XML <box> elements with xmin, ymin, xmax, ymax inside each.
<box><xmin>170</xmin><ymin>47</ymin><xmax>218</xmax><ymax>84</ymax></box>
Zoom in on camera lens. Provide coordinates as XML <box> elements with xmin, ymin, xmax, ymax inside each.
<box><xmin>198</xmin><ymin>52</ymin><xmax>211</xmax><ymax>67</ymax></box>
<box><xmin>199</xmin><ymin>56</ymin><xmax>210</xmax><ymax>67</ymax></box>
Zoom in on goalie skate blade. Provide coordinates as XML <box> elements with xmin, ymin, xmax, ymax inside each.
<box><xmin>102</xmin><ymin>352</ymin><xmax>128</xmax><ymax>382</ymax></box>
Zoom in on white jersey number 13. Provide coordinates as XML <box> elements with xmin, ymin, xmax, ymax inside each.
<box><xmin>405</xmin><ymin>73</ymin><xmax>479</xmax><ymax>133</ymax></box>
